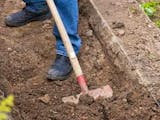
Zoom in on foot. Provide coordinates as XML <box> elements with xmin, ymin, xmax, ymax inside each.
<box><xmin>47</xmin><ymin>54</ymin><xmax>73</xmax><ymax>81</ymax></box>
<box><xmin>5</xmin><ymin>8</ymin><xmax>51</xmax><ymax>27</ymax></box>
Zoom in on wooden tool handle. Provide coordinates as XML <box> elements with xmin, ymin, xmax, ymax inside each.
<box><xmin>46</xmin><ymin>0</ymin><xmax>88</xmax><ymax>93</ymax></box>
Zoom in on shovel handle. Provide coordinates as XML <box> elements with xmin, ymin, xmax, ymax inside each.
<box><xmin>46</xmin><ymin>0</ymin><xmax>88</xmax><ymax>93</ymax></box>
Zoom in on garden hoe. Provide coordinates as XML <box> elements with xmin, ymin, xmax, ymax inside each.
<box><xmin>46</xmin><ymin>0</ymin><xmax>113</xmax><ymax>104</ymax></box>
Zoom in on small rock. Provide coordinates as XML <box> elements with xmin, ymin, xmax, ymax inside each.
<box><xmin>38</xmin><ymin>94</ymin><xmax>51</xmax><ymax>104</ymax></box>
<box><xmin>42</xmin><ymin>20</ymin><xmax>52</xmax><ymax>29</ymax></box>
<box><xmin>7</xmin><ymin>48</ymin><xmax>13</xmax><ymax>52</ymax></box>
<box><xmin>86</xmin><ymin>30</ymin><xmax>93</xmax><ymax>37</ymax></box>
<box><xmin>148</xmin><ymin>24</ymin><xmax>152</xmax><ymax>28</ymax></box>
<box><xmin>117</xmin><ymin>29</ymin><xmax>125</xmax><ymax>36</ymax></box>
<box><xmin>122</xmin><ymin>98</ymin><xmax>127</xmax><ymax>102</ymax></box>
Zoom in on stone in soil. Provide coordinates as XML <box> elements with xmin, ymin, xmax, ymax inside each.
<box><xmin>79</xmin><ymin>94</ymin><xmax>94</xmax><ymax>105</ymax></box>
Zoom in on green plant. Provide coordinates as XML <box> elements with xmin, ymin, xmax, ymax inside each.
<box><xmin>0</xmin><ymin>95</ymin><xmax>14</xmax><ymax>120</ymax></box>
<box><xmin>141</xmin><ymin>1</ymin><xmax>160</xmax><ymax>16</ymax></box>
<box><xmin>155</xmin><ymin>20</ymin><xmax>160</xmax><ymax>27</ymax></box>
<box><xmin>141</xmin><ymin>1</ymin><xmax>160</xmax><ymax>28</ymax></box>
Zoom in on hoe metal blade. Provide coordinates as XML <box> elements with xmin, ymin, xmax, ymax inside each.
<box><xmin>62</xmin><ymin>85</ymin><xmax>113</xmax><ymax>104</ymax></box>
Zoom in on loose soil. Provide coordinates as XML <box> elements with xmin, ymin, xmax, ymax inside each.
<box><xmin>0</xmin><ymin>0</ymin><xmax>160</xmax><ymax>120</ymax></box>
<box><xmin>92</xmin><ymin>0</ymin><xmax>160</xmax><ymax>102</ymax></box>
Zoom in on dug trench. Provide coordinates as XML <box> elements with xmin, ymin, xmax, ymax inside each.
<box><xmin>0</xmin><ymin>0</ymin><xmax>160</xmax><ymax>120</ymax></box>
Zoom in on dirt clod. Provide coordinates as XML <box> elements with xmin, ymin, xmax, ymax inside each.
<box><xmin>0</xmin><ymin>76</ymin><xmax>12</xmax><ymax>97</ymax></box>
<box><xmin>85</xmin><ymin>29</ymin><xmax>93</xmax><ymax>37</ymax></box>
<box><xmin>38</xmin><ymin>94</ymin><xmax>51</xmax><ymax>104</ymax></box>
<box><xmin>79</xmin><ymin>94</ymin><xmax>94</xmax><ymax>105</ymax></box>
<box><xmin>112</xmin><ymin>21</ymin><xmax>125</xmax><ymax>29</ymax></box>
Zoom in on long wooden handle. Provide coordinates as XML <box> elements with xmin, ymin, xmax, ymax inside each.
<box><xmin>46</xmin><ymin>0</ymin><xmax>88</xmax><ymax>93</ymax></box>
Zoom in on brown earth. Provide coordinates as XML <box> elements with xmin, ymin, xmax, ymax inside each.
<box><xmin>90</xmin><ymin>0</ymin><xmax>160</xmax><ymax>103</ymax></box>
<box><xmin>0</xmin><ymin>0</ymin><xmax>160</xmax><ymax>120</ymax></box>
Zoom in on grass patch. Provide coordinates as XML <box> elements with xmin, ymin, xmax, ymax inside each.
<box><xmin>141</xmin><ymin>1</ymin><xmax>160</xmax><ymax>28</ymax></box>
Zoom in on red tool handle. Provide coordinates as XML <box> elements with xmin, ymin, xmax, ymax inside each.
<box><xmin>77</xmin><ymin>75</ymin><xmax>88</xmax><ymax>93</ymax></box>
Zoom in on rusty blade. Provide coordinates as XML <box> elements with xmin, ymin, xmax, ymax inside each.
<box><xmin>62</xmin><ymin>85</ymin><xmax>113</xmax><ymax>104</ymax></box>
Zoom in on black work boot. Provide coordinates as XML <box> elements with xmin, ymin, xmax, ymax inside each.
<box><xmin>47</xmin><ymin>54</ymin><xmax>73</xmax><ymax>81</ymax></box>
<box><xmin>5</xmin><ymin>8</ymin><xmax>51</xmax><ymax>27</ymax></box>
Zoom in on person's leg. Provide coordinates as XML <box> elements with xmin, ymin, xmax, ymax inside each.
<box><xmin>47</xmin><ymin>0</ymin><xmax>81</xmax><ymax>80</ymax></box>
<box><xmin>54</xmin><ymin>0</ymin><xmax>81</xmax><ymax>56</ymax></box>
<box><xmin>5</xmin><ymin>0</ymin><xmax>51</xmax><ymax>27</ymax></box>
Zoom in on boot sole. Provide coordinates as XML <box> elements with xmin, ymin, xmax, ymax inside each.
<box><xmin>47</xmin><ymin>71</ymin><xmax>72</xmax><ymax>81</ymax></box>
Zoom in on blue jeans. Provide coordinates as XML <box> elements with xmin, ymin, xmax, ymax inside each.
<box><xmin>23</xmin><ymin>0</ymin><xmax>81</xmax><ymax>56</ymax></box>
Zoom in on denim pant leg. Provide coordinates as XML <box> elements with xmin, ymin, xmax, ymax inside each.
<box><xmin>23</xmin><ymin>0</ymin><xmax>81</xmax><ymax>56</ymax></box>
<box><xmin>23</xmin><ymin>0</ymin><xmax>48</xmax><ymax>13</ymax></box>
<box><xmin>53</xmin><ymin>0</ymin><xmax>81</xmax><ymax>56</ymax></box>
